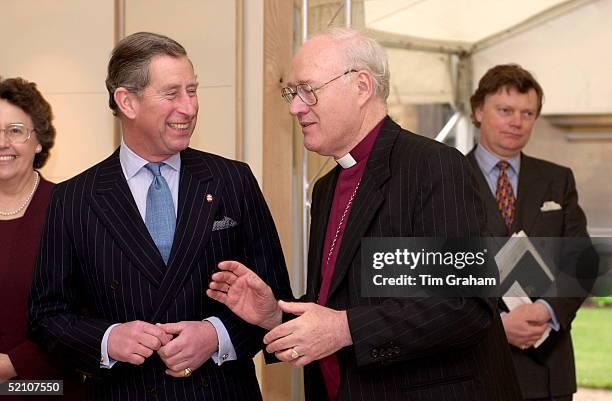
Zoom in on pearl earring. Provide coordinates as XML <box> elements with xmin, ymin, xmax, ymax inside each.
<box><xmin>36</xmin><ymin>145</ymin><xmax>42</xmax><ymax>153</ymax></box>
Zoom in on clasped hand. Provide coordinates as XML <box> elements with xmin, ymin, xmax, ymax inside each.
<box><xmin>107</xmin><ymin>320</ymin><xmax>218</xmax><ymax>377</ymax></box>
<box><xmin>501</xmin><ymin>303</ymin><xmax>551</xmax><ymax>349</ymax></box>
<box><xmin>264</xmin><ymin>301</ymin><xmax>353</xmax><ymax>368</ymax></box>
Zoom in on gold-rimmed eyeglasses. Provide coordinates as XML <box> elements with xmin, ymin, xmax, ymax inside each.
<box><xmin>0</xmin><ymin>123</ymin><xmax>35</xmax><ymax>144</ymax></box>
<box><xmin>281</xmin><ymin>69</ymin><xmax>358</xmax><ymax>106</ymax></box>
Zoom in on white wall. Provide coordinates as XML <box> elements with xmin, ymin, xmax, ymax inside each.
<box><xmin>125</xmin><ymin>0</ymin><xmax>237</xmax><ymax>159</ymax></box>
<box><xmin>1</xmin><ymin>1</ymin><xmax>115</xmax><ymax>182</ymax></box>
<box><xmin>242</xmin><ymin>0</ymin><xmax>264</xmax><ymax>182</ymax></box>
<box><xmin>2</xmin><ymin>1</ymin><xmax>239</xmax><ymax>183</ymax></box>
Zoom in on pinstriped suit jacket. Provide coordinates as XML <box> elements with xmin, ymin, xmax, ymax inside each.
<box><xmin>28</xmin><ymin>147</ymin><xmax>292</xmax><ymax>401</ymax></box>
<box><xmin>303</xmin><ymin>117</ymin><xmax>522</xmax><ymax>401</ymax></box>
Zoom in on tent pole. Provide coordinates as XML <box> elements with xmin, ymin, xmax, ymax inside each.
<box><xmin>345</xmin><ymin>0</ymin><xmax>352</xmax><ymax>27</ymax></box>
<box><xmin>301</xmin><ymin>0</ymin><xmax>310</xmax><ymax>315</ymax></box>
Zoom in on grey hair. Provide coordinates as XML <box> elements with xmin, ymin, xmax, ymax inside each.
<box><xmin>315</xmin><ymin>27</ymin><xmax>390</xmax><ymax>102</ymax></box>
<box><xmin>105</xmin><ymin>32</ymin><xmax>188</xmax><ymax>116</ymax></box>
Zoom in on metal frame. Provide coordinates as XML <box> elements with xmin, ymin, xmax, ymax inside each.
<box><xmin>112</xmin><ymin>0</ymin><xmax>126</xmax><ymax>148</ymax></box>
<box><xmin>299</xmin><ymin>0</ymin><xmax>353</xmax><ymax>298</ymax></box>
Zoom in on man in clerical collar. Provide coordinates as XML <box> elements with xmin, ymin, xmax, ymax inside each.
<box><xmin>209</xmin><ymin>28</ymin><xmax>521</xmax><ymax>401</ymax></box>
<box><xmin>467</xmin><ymin>64</ymin><xmax>589</xmax><ymax>401</ymax></box>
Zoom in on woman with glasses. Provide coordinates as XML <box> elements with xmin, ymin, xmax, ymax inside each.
<box><xmin>0</xmin><ymin>77</ymin><xmax>82</xmax><ymax>399</ymax></box>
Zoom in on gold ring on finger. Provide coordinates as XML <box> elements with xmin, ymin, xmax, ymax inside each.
<box><xmin>184</xmin><ymin>367</ymin><xmax>193</xmax><ymax>378</ymax></box>
<box><xmin>290</xmin><ymin>348</ymin><xmax>300</xmax><ymax>360</ymax></box>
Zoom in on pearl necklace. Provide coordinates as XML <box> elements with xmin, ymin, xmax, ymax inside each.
<box><xmin>0</xmin><ymin>171</ymin><xmax>40</xmax><ymax>216</ymax></box>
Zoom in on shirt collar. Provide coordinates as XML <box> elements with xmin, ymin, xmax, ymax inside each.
<box><xmin>474</xmin><ymin>144</ymin><xmax>521</xmax><ymax>175</ymax></box>
<box><xmin>335</xmin><ymin>117</ymin><xmax>385</xmax><ymax>169</ymax></box>
<box><xmin>119</xmin><ymin>139</ymin><xmax>181</xmax><ymax>180</ymax></box>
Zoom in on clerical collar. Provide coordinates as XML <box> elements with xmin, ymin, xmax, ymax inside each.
<box><xmin>336</xmin><ymin>153</ymin><xmax>357</xmax><ymax>168</ymax></box>
<box><xmin>335</xmin><ymin>117</ymin><xmax>385</xmax><ymax>169</ymax></box>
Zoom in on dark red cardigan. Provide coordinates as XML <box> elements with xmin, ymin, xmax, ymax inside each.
<box><xmin>0</xmin><ymin>177</ymin><xmax>84</xmax><ymax>400</ymax></box>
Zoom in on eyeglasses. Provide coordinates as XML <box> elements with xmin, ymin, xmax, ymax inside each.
<box><xmin>281</xmin><ymin>69</ymin><xmax>358</xmax><ymax>106</ymax></box>
<box><xmin>0</xmin><ymin>123</ymin><xmax>34</xmax><ymax>144</ymax></box>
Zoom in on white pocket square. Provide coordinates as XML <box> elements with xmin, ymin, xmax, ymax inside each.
<box><xmin>212</xmin><ymin>216</ymin><xmax>238</xmax><ymax>231</ymax></box>
<box><xmin>540</xmin><ymin>201</ymin><xmax>562</xmax><ymax>212</ymax></box>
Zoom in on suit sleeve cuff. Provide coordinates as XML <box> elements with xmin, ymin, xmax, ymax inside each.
<box><xmin>204</xmin><ymin>317</ymin><xmax>236</xmax><ymax>365</ymax></box>
<box><xmin>100</xmin><ymin>323</ymin><xmax>121</xmax><ymax>368</ymax></box>
<box><xmin>535</xmin><ymin>299</ymin><xmax>560</xmax><ymax>331</ymax></box>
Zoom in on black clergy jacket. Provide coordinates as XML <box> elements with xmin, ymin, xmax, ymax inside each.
<box><xmin>301</xmin><ymin>117</ymin><xmax>522</xmax><ymax>401</ymax></box>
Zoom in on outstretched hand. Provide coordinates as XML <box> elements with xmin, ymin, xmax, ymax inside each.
<box><xmin>207</xmin><ymin>261</ymin><xmax>282</xmax><ymax>330</ymax></box>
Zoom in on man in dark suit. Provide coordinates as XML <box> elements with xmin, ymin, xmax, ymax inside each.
<box><xmin>208</xmin><ymin>28</ymin><xmax>521</xmax><ymax>401</ymax></box>
<box><xmin>28</xmin><ymin>32</ymin><xmax>291</xmax><ymax>401</ymax></box>
<box><xmin>467</xmin><ymin>64</ymin><xmax>589</xmax><ymax>401</ymax></box>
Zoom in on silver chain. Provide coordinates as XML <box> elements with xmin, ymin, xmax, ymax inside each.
<box><xmin>325</xmin><ymin>178</ymin><xmax>361</xmax><ymax>268</ymax></box>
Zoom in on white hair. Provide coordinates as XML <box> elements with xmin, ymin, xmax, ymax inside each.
<box><xmin>312</xmin><ymin>27</ymin><xmax>390</xmax><ymax>102</ymax></box>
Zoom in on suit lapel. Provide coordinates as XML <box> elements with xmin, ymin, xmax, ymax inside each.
<box><xmin>466</xmin><ymin>151</ymin><xmax>508</xmax><ymax>236</ymax></box>
<box><xmin>325</xmin><ymin>119</ymin><xmax>396</xmax><ymax>301</ymax></box>
<box><xmin>150</xmin><ymin>148</ymin><xmax>218</xmax><ymax>321</ymax></box>
<box><xmin>514</xmin><ymin>154</ymin><xmax>549</xmax><ymax>234</ymax></box>
<box><xmin>89</xmin><ymin>150</ymin><xmax>166</xmax><ymax>286</ymax></box>
<box><xmin>308</xmin><ymin>169</ymin><xmax>338</xmax><ymax>299</ymax></box>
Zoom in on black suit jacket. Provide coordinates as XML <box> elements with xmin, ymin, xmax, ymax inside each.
<box><xmin>467</xmin><ymin>149</ymin><xmax>588</xmax><ymax>399</ymax></box>
<box><xmin>28</xmin><ymin>148</ymin><xmax>292</xmax><ymax>401</ymax></box>
<box><xmin>302</xmin><ymin>117</ymin><xmax>522</xmax><ymax>401</ymax></box>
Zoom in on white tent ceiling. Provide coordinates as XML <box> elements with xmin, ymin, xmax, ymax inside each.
<box><xmin>351</xmin><ymin>0</ymin><xmax>612</xmax><ymax>115</ymax></box>
<box><xmin>364</xmin><ymin>0</ymin><xmax>571</xmax><ymax>45</ymax></box>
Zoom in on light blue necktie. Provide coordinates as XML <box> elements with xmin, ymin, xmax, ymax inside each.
<box><xmin>144</xmin><ymin>162</ymin><xmax>176</xmax><ymax>264</ymax></box>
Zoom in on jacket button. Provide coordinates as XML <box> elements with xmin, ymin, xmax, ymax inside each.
<box><xmin>110</xmin><ymin>280</ymin><xmax>120</xmax><ymax>290</ymax></box>
<box><xmin>370</xmin><ymin>348</ymin><xmax>379</xmax><ymax>358</ymax></box>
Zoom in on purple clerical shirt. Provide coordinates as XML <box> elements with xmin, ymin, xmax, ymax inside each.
<box><xmin>317</xmin><ymin>118</ymin><xmax>384</xmax><ymax>401</ymax></box>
